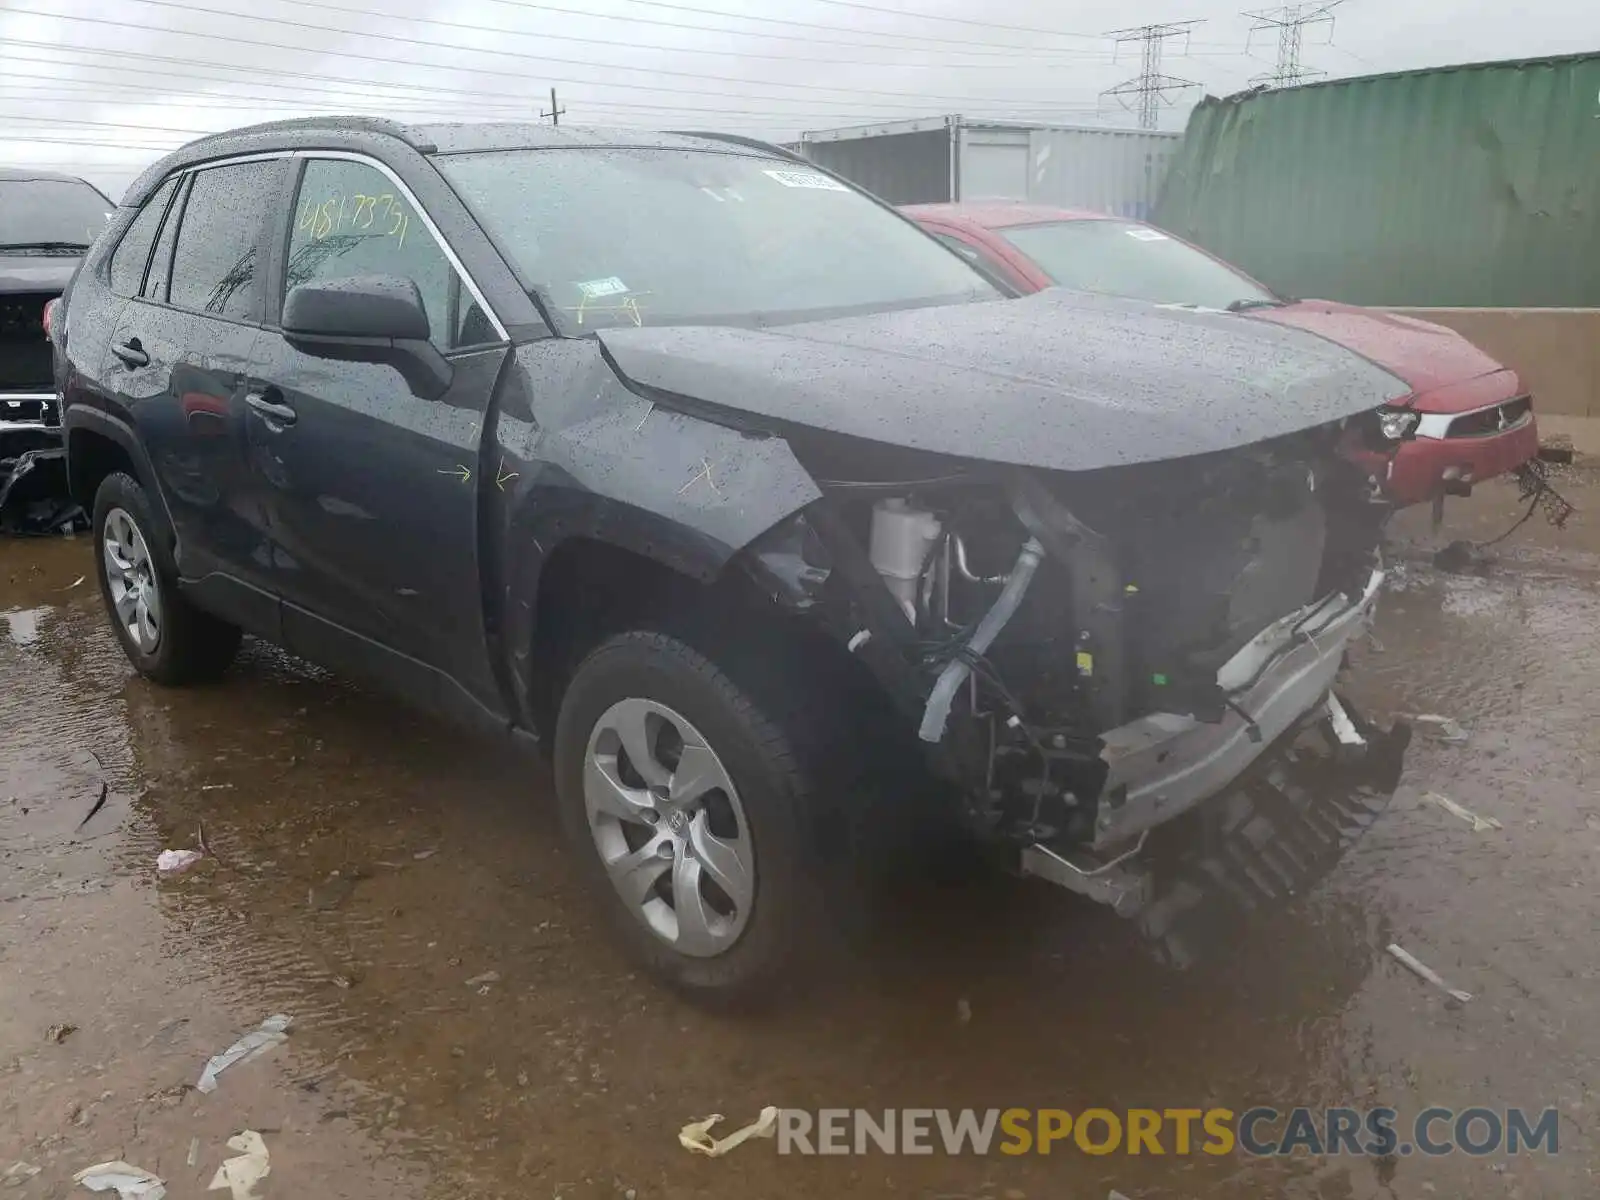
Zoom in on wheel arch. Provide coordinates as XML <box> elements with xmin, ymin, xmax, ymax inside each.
<box><xmin>64</xmin><ymin>409</ymin><xmax>177</xmax><ymax>550</ymax></box>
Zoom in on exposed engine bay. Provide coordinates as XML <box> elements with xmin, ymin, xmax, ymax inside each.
<box><xmin>743</xmin><ymin>419</ymin><xmax>1411</xmax><ymax>959</ymax></box>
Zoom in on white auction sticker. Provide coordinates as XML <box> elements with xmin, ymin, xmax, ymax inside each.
<box><xmin>762</xmin><ymin>169</ymin><xmax>849</xmax><ymax>191</ymax></box>
<box><xmin>576</xmin><ymin>276</ymin><xmax>629</xmax><ymax>299</ymax></box>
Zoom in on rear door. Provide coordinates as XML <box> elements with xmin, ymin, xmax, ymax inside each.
<box><xmin>101</xmin><ymin>156</ymin><xmax>288</xmax><ymax>633</ymax></box>
<box><xmin>246</xmin><ymin>153</ymin><xmax>510</xmax><ymax>708</ymax></box>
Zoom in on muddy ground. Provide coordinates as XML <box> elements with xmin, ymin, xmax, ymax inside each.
<box><xmin>2</xmin><ymin>466</ymin><xmax>1597</xmax><ymax>1200</ymax></box>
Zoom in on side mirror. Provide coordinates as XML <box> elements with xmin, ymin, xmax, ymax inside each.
<box><xmin>283</xmin><ymin>274</ymin><xmax>430</xmax><ymax>341</ymax></box>
<box><xmin>282</xmin><ymin>274</ymin><xmax>451</xmax><ymax>400</ymax></box>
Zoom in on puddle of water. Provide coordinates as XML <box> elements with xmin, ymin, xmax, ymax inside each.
<box><xmin>1</xmin><ymin>534</ymin><xmax>1595</xmax><ymax>1199</ymax></box>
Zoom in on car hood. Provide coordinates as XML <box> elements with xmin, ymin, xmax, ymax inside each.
<box><xmin>1245</xmin><ymin>299</ymin><xmax>1506</xmax><ymax>401</ymax></box>
<box><xmin>597</xmin><ymin>288</ymin><xmax>1411</xmax><ymax>472</ymax></box>
<box><xmin>0</xmin><ymin>252</ymin><xmax>78</xmax><ymax>294</ymax></box>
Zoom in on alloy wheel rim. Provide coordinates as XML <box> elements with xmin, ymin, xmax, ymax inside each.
<box><xmin>582</xmin><ymin>697</ymin><xmax>755</xmax><ymax>957</ymax></box>
<box><xmin>102</xmin><ymin>507</ymin><xmax>162</xmax><ymax>653</ymax></box>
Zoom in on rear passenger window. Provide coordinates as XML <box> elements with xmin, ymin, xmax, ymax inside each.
<box><xmin>108</xmin><ymin>177</ymin><xmax>177</xmax><ymax>297</ymax></box>
<box><xmin>285</xmin><ymin>158</ymin><xmax>468</xmax><ymax>349</ymax></box>
<box><xmin>167</xmin><ymin>160</ymin><xmax>279</xmax><ymax>320</ymax></box>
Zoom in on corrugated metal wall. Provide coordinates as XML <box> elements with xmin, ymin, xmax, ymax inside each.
<box><xmin>956</xmin><ymin>125</ymin><xmax>1178</xmax><ymax>219</ymax></box>
<box><xmin>797</xmin><ymin>120</ymin><xmax>1178</xmax><ymax>215</ymax></box>
<box><xmin>1156</xmin><ymin>53</ymin><xmax>1600</xmax><ymax>308</ymax></box>
<box><xmin>799</xmin><ymin>127</ymin><xmax>953</xmax><ymax>205</ymax></box>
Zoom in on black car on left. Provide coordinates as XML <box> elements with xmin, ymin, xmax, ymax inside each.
<box><xmin>1</xmin><ymin>166</ymin><xmax>115</xmax><ymax>530</ymax></box>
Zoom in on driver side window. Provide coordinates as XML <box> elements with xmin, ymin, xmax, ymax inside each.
<box><xmin>284</xmin><ymin>159</ymin><xmax>471</xmax><ymax>349</ymax></box>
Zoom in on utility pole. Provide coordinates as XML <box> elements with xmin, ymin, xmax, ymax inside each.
<box><xmin>1242</xmin><ymin>2</ymin><xmax>1344</xmax><ymax>88</ymax></box>
<box><xmin>541</xmin><ymin>87</ymin><xmax>566</xmax><ymax>126</ymax></box>
<box><xmin>1101</xmin><ymin>21</ymin><xmax>1204</xmax><ymax>131</ymax></box>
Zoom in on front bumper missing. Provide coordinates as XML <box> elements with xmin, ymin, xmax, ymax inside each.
<box><xmin>1091</xmin><ymin>567</ymin><xmax>1386</xmax><ymax>849</ymax></box>
<box><xmin>1022</xmin><ymin>697</ymin><xmax>1411</xmax><ymax>965</ymax></box>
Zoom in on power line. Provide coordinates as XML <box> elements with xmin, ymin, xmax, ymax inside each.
<box><xmin>1101</xmin><ymin>22</ymin><xmax>1204</xmax><ymax>130</ymax></box>
<box><xmin>1243</xmin><ymin>2</ymin><xmax>1345</xmax><ymax>87</ymax></box>
<box><xmin>39</xmin><ymin>0</ymin><xmax>1088</xmax><ymax>109</ymax></box>
<box><xmin>226</xmin><ymin>0</ymin><xmax>1115</xmax><ymax>68</ymax></box>
<box><xmin>0</xmin><ymin>78</ymin><xmax>554</xmax><ymax>116</ymax></box>
<box><xmin>488</xmin><ymin>0</ymin><xmax>1110</xmax><ymax>56</ymax></box>
<box><xmin>787</xmin><ymin>0</ymin><xmax>1107</xmax><ymax>41</ymax></box>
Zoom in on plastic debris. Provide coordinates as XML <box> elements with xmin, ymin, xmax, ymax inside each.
<box><xmin>187</xmin><ymin>1139</ymin><xmax>200</xmax><ymax>1168</ymax></box>
<box><xmin>207</xmin><ymin>1131</ymin><xmax>270</xmax><ymax>1200</ymax></box>
<box><xmin>1386</xmin><ymin>943</ymin><xmax>1473</xmax><ymax>1005</ymax></box>
<box><xmin>4</xmin><ymin>1162</ymin><xmax>42</xmax><ymax>1186</ymax></box>
<box><xmin>1109</xmin><ymin>1191</ymin><xmax>1134</xmax><ymax>1200</ymax></box>
<box><xmin>196</xmin><ymin>1014</ymin><xmax>292</xmax><ymax>1093</ymax></box>
<box><xmin>679</xmin><ymin>1106</ymin><xmax>780</xmax><ymax>1157</ymax></box>
<box><xmin>413</xmin><ymin>848</ymin><xmax>438</xmax><ymax>861</ymax></box>
<box><xmin>956</xmin><ymin>997</ymin><xmax>972</xmax><ymax>1025</ymax></box>
<box><xmin>1409</xmin><ymin>714</ymin><xmax>1470</xmax><ymax>745</ymax></box>
<box><xmin>1422</xmin><ymin>792</ymin><xmax>1501</xmax><ymax>832</ymax></box>
<box><xmin>72</xmin><ymin>1161</ymin><xmax>166</xmax><ymax>1199</ymax></box>
<box><xmin>464</xmin><ymin>971</ymin><xmax>500</xmax><ymax>989</ymax></box>
<box><xmin>157</xmin><ymin>849</ymin><xmax>205</xmax><ymax>875</ymax></box>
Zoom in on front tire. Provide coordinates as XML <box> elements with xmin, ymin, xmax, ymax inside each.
<box><xmin>553</xmin><ymin>629</ymin><xmax>825</xmax><ymax>1006</ymax></box>
<box><xmin>92</xmin><ymin>471</ymin><xmax>240</xmax><ymax>684</ymax></box>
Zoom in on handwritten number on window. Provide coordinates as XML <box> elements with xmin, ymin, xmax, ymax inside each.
<box><xmin>297</xmin><ymin>187</ymin><xmax>410</xmax><ymax>248</ymax></box>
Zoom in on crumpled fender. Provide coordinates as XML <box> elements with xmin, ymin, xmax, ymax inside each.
<box><xmin>485</xmin><ymin>341</ymin><xmax>822</xmax><ymax>724</ymax></box>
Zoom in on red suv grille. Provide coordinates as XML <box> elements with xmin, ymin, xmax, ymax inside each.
<box><xmin>1446</xmin><ymin>395</ymin><xmax>1532</xmax><ymax>438</ymax></box>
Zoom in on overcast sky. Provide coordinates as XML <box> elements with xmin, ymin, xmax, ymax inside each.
<box><xmin>3</xmin><ymin>0</ymin><xmax>1597</xmax><ymax>197</ymax></box>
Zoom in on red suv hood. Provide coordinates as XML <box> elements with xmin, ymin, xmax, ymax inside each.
<box><xmin>1245</xmin><ymin>299</ymin><xmax>1506</xmax><ymax>404</ymax></box>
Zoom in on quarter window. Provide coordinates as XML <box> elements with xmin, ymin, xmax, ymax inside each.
<box><xmin>143</xmin><ymin>176</ymin><xmax>188</xmax><ymax>302</ymax></box>
<box><xmin>109</xmin><ymin>177</ymin><xmax>177</xmax><ymax>298</ymax></box>
<box><xmin>285</xmin><ymin>159</ymin><xmax>468</xmax><ymax>349</ymax></box>
<box><xmin>167</xmin><ymin>160</ymin><xmax>278</xmax><ymax>320</ymax></box>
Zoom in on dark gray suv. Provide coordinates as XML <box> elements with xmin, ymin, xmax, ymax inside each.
<box><xmin>60</xmin><ymin>117</ymin><xmax>1410</xmax><ymax>1002</ymax></box>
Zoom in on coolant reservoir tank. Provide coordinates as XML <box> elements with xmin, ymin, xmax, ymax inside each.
<box><xmin>868</xmin><ymin>498</ymin><xmax>941</xmax><ymax>623</ymax></box>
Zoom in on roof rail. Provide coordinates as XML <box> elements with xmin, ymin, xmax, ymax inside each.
<box><xmin>663</xmin><ymin>131</ymin><xmax>809</xmax><ymax>164</ymax></box>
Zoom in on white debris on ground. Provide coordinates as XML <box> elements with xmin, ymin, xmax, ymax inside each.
<box><xmin>196</xmin><ymin>1014</ymin><xmax>292</xmax><ymax>1093</ymax></box>
<box><xmin>678</xmin><ymin>1106</ymin><xmax>781</xmax><ymax>1157</ymax></box>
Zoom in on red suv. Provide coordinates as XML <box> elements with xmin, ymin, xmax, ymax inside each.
<box><xmin>905</xmin><ymin>202</ymin><xmax>1538</xmax><ymax>508</ymax></box>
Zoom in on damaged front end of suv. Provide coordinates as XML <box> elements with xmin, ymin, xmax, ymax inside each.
<box><xmin>602</xmin><ymin>290</ymin><xmax>1415</xmax><ymax>964</ymax></box>
<box><xmin>746</xmin><ymin>436</ymin><xmax>1407</xmax><ymax>962</ymax></box>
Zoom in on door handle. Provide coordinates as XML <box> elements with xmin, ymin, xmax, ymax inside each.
<box><xmin>245</xmin><ymin>390</ymin><xmax>297</xmax><ymax>428</ymax></box>
<box><xmin>111</xmin><ymin>338</ymin><xmax>149</xmax><ymax>367</ymax></box>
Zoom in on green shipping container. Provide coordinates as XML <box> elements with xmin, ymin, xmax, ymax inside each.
<box><xmin>1155</xmin><ymin>53</ymin><xmax>1600</xmax><ymax>308</ymax></box>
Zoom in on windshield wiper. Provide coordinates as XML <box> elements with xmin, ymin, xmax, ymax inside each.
<box><xmin>1225</xmin><ymin>297</ymin><xmax>1287</xmax><ymax>313</ymax></box>
<box><xmin>0</xmin><ymin>240</ymin><xmax>91</xmax><ymax>252</ymax></box>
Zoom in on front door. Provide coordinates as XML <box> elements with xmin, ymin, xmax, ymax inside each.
<box><xmin>246</xmin><ymin>155</ymin><xmax>509</xmax><ymax>710</ymax></box>
<box><xmin>102</xmin><ymin>158</ymin><xmax>286</xmax><ymax>634</ymax></box>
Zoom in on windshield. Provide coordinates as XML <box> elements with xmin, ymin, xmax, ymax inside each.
<box><xmin>0</xmin><ymin>177</ymin><xmax>114</xmax><ymax>249</ymax></box>
<box><xmin>439</xmin><ymin>147</ymin><xmax>997</xmax><ymax>332</ymax></box>
<box><xmin>997</xmin><ymin>219</ymin><xmax>1277</xmax><ymax>310</ymax></box>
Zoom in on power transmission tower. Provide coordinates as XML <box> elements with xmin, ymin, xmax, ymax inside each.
<box><xmin>1101</xmin><ymin>21</ymin><xmax>1205</xmax><ymax>130</ymax></box>
<box><xmin>541</xmin><ymin>87</ymin><xmax>566</xmax><ymax>126</ymax></box>
<box><xmin>1243</xmin><ymin>1</ymin><xmax>1344</xmax><ymax>87</ymax></box>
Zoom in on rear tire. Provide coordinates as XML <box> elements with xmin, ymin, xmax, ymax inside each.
<box><xmin>92</xmin><ymin>471</ymin><xmax>240</xmax><ymax>684</ymax></box>
<box><xmin>553</xmin><ymin>628</ymin><xmax>828</xmax><ymax>1006</ymax></box>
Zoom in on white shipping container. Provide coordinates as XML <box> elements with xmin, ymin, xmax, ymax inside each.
<box><xmin>797</xmin><ymin>116</ymin><xmax>1180</xmax><ymax>220</ymax></box>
